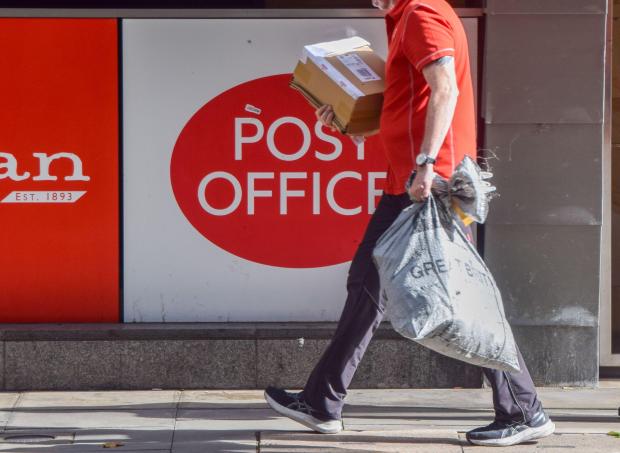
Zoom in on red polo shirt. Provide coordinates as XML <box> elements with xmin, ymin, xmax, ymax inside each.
<box><xmin>379</xmin><ymin>0</ymin><xmax>477</xmax><ymax>194</ymax></box>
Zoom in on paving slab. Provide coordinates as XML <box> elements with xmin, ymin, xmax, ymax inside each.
<box><xmin>180</xmin><ymin>390</ymin><xmax>267</xmax><ymax>409</ymax></box>
<box><xmin>536</xmin><ymin>387</ymin><xmax>620</xmax><ymax>410</ymax></box>
<box><xmin>16</xmin><ymin>390</ymin><xmax>180</xmax><ymax>410</ymax></box>
<box><xmin>0</xmin><ymin>393</ymin><xmax>20</xmax><ymax>432</ymax></box>
<box><xmin>0</xmin><ymin>395</ymin><xmax>19</xmax><ymax>412</ymax></box>
<box><xmin>0</xmin><ymin>441</ymin><xmax>171</xmax><ymax>453</ymax></box>
<box><xmin>175</xmin><ymin>408</ymin><xmax>302</xmax><ymax>432</ymax></box>
<box><xmin>459</xmin><ymin>432</ymin><xmax>620</xmax><ymax>452</ymax></box>
<box><xmin>0</xmin><ymin>428</ymin><xmax>173</xmax><ymax>452</ymax></box>
<box><xmin>0</xmin><ymin>445</ymin><xmax>172</xmax><ymax>453</ymax></box>
<box><xmin>343</xmin><ymin>407</ymin><xmax>620</xmax><ymax>435</ymax></box>
<box><xmin>0</xmin><ymin>412</ymin><xmax>12</xmax><ymax>434</ymax></box>
<box><xmin>73</xmin><ymin>428</ymin><xmax>173</xmax><ymax>451</ymax></box>
<box><xmin>172</xmin><ymin>408</ymin><xmax>302</xmax><ymax>452</ymax></box>
<box><xmin>260</xmin><ymin>430</ymin><xmax>464</xmax><ymax>452</ymax></box>
<box><xmin>171</xmin><ymin>430</ymin><xmax>257</xmax><ymax>453</ymax></box>
<box><xmin>0</xmin><ymin>431</ymin><xmax>74</xmax><ymax>452</ymax></box>
<box><xmin>545</xmin><ymin>409</ymin><xmax>620</xmax><ymax>434</ymax></box>
<box><xmin>344</xmin><ymin>388</ymin><xmax>620</xmax><ymax>410</ymax></box>
<box><xmin>0</xmin><ymin>388</ymin><xmax>617</xmax><ymax>452</ymax></box>
<box><xmin>343</xmin><ymin>406</ymin><xmax>493</xmax><ymax>431</ymax></box>
<box><xmin>5</xmin><ymin>408</ymin><xmax>176</xmax><ymax>430</ymax></box>
<box><xmin>176</xmin><ymin>387</ymin><xmax>620</xmax><ymax>411</ymax></box>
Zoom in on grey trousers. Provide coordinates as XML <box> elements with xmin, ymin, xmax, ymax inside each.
<box><xmin>303</xmin><ymin>193</ymin><xmax>542</xmax><ymax>422</ymax></box>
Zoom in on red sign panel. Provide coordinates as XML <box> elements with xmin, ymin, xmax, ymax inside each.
<box><xmin>0</xmin><ymin>19</ymin><xmax>119</xmax><ymax>322</ymax></box>
<box><xmin>171</xmin><ymin>74</ymin><xmax>388</xmax><ymax>268</ymax></box>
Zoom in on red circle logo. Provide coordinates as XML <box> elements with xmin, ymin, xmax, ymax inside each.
<box><xmin>170</xmin><ymin>74</ymin><xmax>387</xmax><ymax>268</ymax></box>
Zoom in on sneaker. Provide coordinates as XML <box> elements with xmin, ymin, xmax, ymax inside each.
<box><xmin>264</xmin><ymin>386</ymin><xmax>343</xmax><ymax>434</ymax></box>
<box><xmin>466</xmin><ymin>410</ymin><xmax>555</xmax><ymax>447</ymax></box>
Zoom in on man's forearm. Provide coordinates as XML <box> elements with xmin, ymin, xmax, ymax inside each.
<box><xmin>419</xmin><ymin>88</ymin><xmax>458</xmax><ymax>161</ymax></box>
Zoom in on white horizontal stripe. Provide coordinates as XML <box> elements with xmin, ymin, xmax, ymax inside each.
<box><xmin>415</xmin><ymin>48</ymin><xmax>455</xmax><ymax>70</ymax></box>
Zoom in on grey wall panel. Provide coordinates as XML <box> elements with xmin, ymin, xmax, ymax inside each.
<box><xmin>513</xmin><ymin>326</ymin><xmax>598</xmax><ymax>386</ymax></box>
<box><xmin>484</xmin><ymin>225</ymin><xmax>600</xmax><ymax>328</ymax></box>
<box><xmin>483</xmin><ymin>124</ymin><xmax>602</xmax><ymax>225</ymax></box>
<box><xmin>486</xmin><ymin>0</ymin><xmax>606</xmax><ymax>15</ymax></box>
<box><xmin>484</xmin><ymin>14</ymin><xmax>605</xmax><ymax>124</ymax></box>
<box><xmin>483</xmin><ymin>1</ymin><xmax>607</xmax><ymax>385</ymax></box>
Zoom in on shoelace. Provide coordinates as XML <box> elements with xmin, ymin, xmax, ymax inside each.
<box><xmin>497</xmin><ymin>420</ymin><xmax>525</xmax><ymax>437</ymax></box>
<box><xmin>286</xmin><ymin>392</ymin><xmax>312</xmax><ymax>414</ymax></box>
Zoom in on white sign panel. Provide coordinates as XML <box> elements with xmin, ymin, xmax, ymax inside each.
<box><xmin>122</xmin><ymin>17</ymin><xmax>477</xmax><ymax>322</ymax></box>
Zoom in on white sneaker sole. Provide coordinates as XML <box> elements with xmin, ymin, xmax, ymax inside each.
<box><xmin>264</xmin><ymin>390</ymin><xmax>343</xmax><ymax>434</ymax></box>
<box><xmin>468</xmin><ymin>419</ymin><xmax>556</xmax><ymax>447</ymax></box>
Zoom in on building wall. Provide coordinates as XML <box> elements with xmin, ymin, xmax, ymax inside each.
<box><xmin>0</xmin><ymin>3</ymin><xmax>610</xmax><ymax>389</ymax></box>
<box><xmin>483</xmin><ymin>0</ymin><xmax>607</xmax><ymax>385</ymax></box>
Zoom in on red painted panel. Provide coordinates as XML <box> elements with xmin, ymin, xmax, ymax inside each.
<box><xmin>0</xmin><ymin>19</ymin><xmax>119</xmax><ymax>322</ymax></box>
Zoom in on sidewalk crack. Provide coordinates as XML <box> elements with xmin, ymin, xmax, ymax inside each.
<box><xmin>169</xmin><ymin>389</ymin><xmax>182</xmax><ymax>451</ymax></box>
<box><xmin>4</xmin><ymin>392</ymin><xmax>23</xmax><ymax>431</ymax></box>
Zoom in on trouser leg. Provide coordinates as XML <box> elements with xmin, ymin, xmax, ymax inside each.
<box><xmin>483</xmin><ymin>345</ymin><xmax>543</xmax><ymax>423</ymax></box>
<box><xmin>304</xmin><ymin>192</ymin><xmax>542</xmax><ymax>423</ymax></box>
<box><xmin>456</xmin><ymin>222</ymin><xmax>542</xmax><ymax>424</ymax></box>
<box><xmin>303</xmin><ymin>193</ymin><xmax>411</xmax><ymax>421</ymax></box>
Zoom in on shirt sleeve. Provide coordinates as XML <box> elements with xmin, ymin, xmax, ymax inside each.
<box><xmin>401</xmin><ymin>5</ymin><xmax>455</xmax><ymax>72</ymax></box>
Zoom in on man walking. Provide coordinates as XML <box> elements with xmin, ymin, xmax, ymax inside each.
<box><xmin>265</xmin><ymin>0</ymin><xmax>555</xmax><ymax>447</ymax></box>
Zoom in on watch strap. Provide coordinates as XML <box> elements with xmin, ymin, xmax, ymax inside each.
<box><xmin>417</xmin><ymin>154</ymin><xmax>436</xmax><ymax>166</ymax></box>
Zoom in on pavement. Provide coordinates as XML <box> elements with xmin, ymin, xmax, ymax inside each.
<box><xmin>0</xmin><ymin>384</ymin><xmax>620</xmax><ymax>452</ymax></box>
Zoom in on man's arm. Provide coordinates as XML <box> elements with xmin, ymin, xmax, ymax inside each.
<box><xmin>420</xmin><ymin>56</ymin><xmax>459</xmax><ymax>160</ymax></box>
<box><xmin>408</xmin><ymin>56</ymin><xmax>459</xmax><ymax>201</ymax></box>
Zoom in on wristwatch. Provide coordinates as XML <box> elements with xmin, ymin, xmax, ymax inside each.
<box><xmin>416</xmin><ymin>153</ymin><xmax>436</xmax><ymax>167</ymax></box>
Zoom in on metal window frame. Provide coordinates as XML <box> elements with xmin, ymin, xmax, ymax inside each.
<box><xmin>600</xmin><ymin>0</ymin><xmax>615</xmax><ymax>367</ymax></box>
<box><xmin>0</xmin><ymin>8</ymin><xmax>483</xmax><ymax>18</ymax></box>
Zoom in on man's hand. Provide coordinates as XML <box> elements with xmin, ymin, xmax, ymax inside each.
<box><xmin>315</xmin><ymin>105</ymin><xmax>337</xmax><ymax>131</ymax></box>
<box><xmin>315</xmin><ymin>104</ymin><xmax>367</xmax><ymax>144</ymax></box>
<box><xmin>408</xmin><ymin>165</ymin><xmax>435</xmax><ymax>202</ymax></box>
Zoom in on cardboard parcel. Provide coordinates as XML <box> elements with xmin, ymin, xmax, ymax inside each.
<box><xmin>291</xmin><ymin>36</ymin><xmax>385</xmax><ymax>135</ymax></box>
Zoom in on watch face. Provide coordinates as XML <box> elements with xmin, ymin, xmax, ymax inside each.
<box><xmin>416</xmin><ymin>153</ymin><xmax>427</xmax><ymax>165</ymax></box>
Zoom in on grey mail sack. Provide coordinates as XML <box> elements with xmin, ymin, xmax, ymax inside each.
<box><xmin>372</xmin><ymin>189</ymin><xmax>520</xmax><ymax>373</ymax></box>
